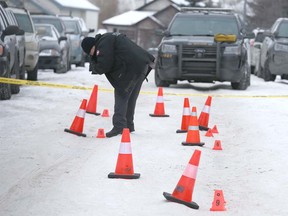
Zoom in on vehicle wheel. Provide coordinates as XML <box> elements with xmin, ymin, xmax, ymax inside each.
<box><xmin>76</xmin><ymin>53</ymin><xmax>86</xmax><ymax>67</ymax></box>
<box><xmin>231</xmin><ymin>61</ymin><xmax>250</xmax><ymax>90</ymax></box>
<box><xmin>263</xmin><ymin>61</ymin><xmax>276</xmax><ymax>81</ymax></box>
<box><xmin>0</xmin><ymin>63</ymin><xmax>11</xmax><ymax>100</ymax></box>
<box><xmin>27</xmin><ymin>63</ymin><xmax>38</xmax><ymax>81</ymax></box>
<box><xmin>251</xmin><ymin>65</ymin><xmax>255</xmax><ymax>74</ymax></box>
<box><xmin>19</xmin><ymin>64</ymin><xmax>26</xmax><ymax>80</ymax></box>
<box><xmin>10</xmin><ymin>56</ymin><xmax>20</xmax><ymax>94</ymax></box>
<box><xmin>281</xmin><ymin>74</ymin><xmax>288</xmax><ymax>79</ymax></box>
<box><xmin>154</xmin><ymin>63</ymin><xmax>170</xmax><ymax>87</ymax></box>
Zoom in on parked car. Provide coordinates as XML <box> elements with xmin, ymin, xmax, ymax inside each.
<box><xmin>155</xmin><ymin>7</ymin><xmax>254</xmax><ymax>90</ymax></box>
<box><xmin>11</xmin><ymin>7</ymin><xmax>40</xmax><ymax>81</ymax></box>
<box><xmin>259</xmin><ymin>18</ymin><xmax>288</xmax><ymax>81</ymax></box>
<box><xmin>35</xmin><ymin>23</ymin><xmax>69</xmax><ymax>73</ymax></box>
<box><xmin>32</xmin><ymin>14</ymin><xmax>71</xmax><ymax>71</ymax></box>
<box><xmin>250</xmin><ymin>28</ymin><xmax>265</xmax><ymax>75</ymax></box>
<box><xmin>5</xmin><ymin>7</ymin><xmax>26</xmax><ymax>79</ymax></box>
<box><xmin>0</xmin><ymin>3</ymin><xmax>21</xmax><ymax>95</ymax></box>
<box><xmin>60</xmin><ymin>16</ymin><xmax>87</xmax><ymax>67</ymax></box>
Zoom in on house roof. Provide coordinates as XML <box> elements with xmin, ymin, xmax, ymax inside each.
<box><xmin>103</xmin><ymin>10</ymin><xmax>155</xmax><ymax>26</ymax></box>
<box><xmin>136</xmin><ymin>0</ymin><xmax>188</xmax><ymax>11</ymax></box>
<box><xmin>52</xmin><ymin>0</ymin><xmax>99</xmax><ymax>11</ymax></box>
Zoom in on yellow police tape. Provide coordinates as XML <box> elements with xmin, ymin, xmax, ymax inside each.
<box><xmin>1</xmin><ymin>77</ymin><xmax>288</xmax><ymax>98</ymax></box>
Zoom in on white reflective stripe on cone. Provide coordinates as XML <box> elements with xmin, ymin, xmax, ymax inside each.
<box><xmin>183</xmin><ymin>107</ymin><xmax>190</xmax><ymax>115</ymax></box>
<box><xmin>76</xmin><ymin>109</ymin><xmax>86</xmax><ymax>118</ymax></box>
<box><xmin>191</xmin><ymin>112</ymin><xmax>197</xmax><ymax>117</ymax></box>
<box><xmin>202</xmin><ymin>105</ymin><xmax>210</xmax><ymax>113</ymax></box>
<box><xmin>119</xmin><ymin>142</ymin><xmax>132</xmax><ymax>154</ymax></box>
<box><xmin>188</xmin><ymin>126</ymin><xmax>199</xmax><ymax>130</ymax></box>
<box><xmin>156</xmin><ymin>96</ymin><xmax>164</xmax><ymax>103</ymax></box>
<box><xmin>183</xmin><ymin>164</ymin><xmax>198</xmax><ymax>179</ymax></box>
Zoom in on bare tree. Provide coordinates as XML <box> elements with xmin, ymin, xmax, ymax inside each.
<box><xmin>247</xmin><ymin>0</ymin><xmax>288</xmax><ymax>29</ymax></box>
<box><xmin>89</xmin><ymin>0</ymin><xmax>118</xmax><ymax>28</ymax></box>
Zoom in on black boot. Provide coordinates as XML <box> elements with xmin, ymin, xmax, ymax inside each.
<box><xmin>106</xmin><ymin>127</ymin><xmax>122</xmax><ymax>138</ymax></box>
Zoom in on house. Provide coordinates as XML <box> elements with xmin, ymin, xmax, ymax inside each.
<box><xmin>8</xmin><ymin>0</ymin><xmax>99</xmax><ymax>31</ymax></box>
<box><xmin>102</xmin><ymin>0</ymin><xmax>184</xmax><ymax>49</ymax></box>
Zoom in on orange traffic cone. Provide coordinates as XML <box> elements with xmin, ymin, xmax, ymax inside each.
<box><xmin>96</xmin><ymin>128</ymin><xmax>106</xmax><ymax>138</ymax></box>
<box><xmin>176</xmin><ymin>97</ymin><xmax>190</xmax><ymax>133</ymax></box>
<box><xmin>149</xmin><ymin>87</ymin><xmax>169</xmax><ymax>117</ymax></box>
<box><xmin>64</xmin><ymin>99</ymin><xmax>87</xmax><ymax>137</ymax></box>
<box><xmin>212</xmin><ymin>140</ymin><xmax>223</xmax><ymax>150</ymax></box>
<box><xmin>101</xmin><ymin>109</ymin><xmax>109</xmax><ymax>117</ymax></box>
<box><xmin>163</xmin><ymin>149</ymin><xmax>201</xmax><ymax>209</ymax></box>
<box><xmin>86</xmin><ymin>85</ymin><xmax>100</xmax><ymax>116</ymax></box>
<box><xmin>210</xmin><ymin>190</ymin><xmax>226</xmax><ymax>211</ymax></box>
<box><xmin>205</xmin><ymin>128</ymin><xmax>214</xmax><ymax>137</ymax></box>
<box><xmin>108</xmin><ymin>128</ymin><xmax>140</xmax><ymax>179</ymax></box>
<box><xmin>211</xmin><ymin>125</ymin><xmax>219</xmax><ymax>134</ymax></box>
<box><xmin>182</xmin><ymin>107</ymin><xmax>205</xmax><ymax>146</ymax></box>
<box><xmin>198</xmin><ymin>96</ymin><xmax>212</xmax><ymax>131</ymax></box>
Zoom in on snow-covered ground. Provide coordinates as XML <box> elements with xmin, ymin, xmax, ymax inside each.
<box><xmin>1</xmin><ymin>64</ymin><xmax>288</xmax><ymax>216</ymax></box>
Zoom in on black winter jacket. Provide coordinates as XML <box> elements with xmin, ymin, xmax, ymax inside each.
<box><xmin>89</xmin><ymin>33</ymin><xmax>155</xmax><ymax>94</ymax></box>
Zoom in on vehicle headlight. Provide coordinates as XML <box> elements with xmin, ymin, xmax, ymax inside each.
<box><xmin>224</xmin><ymin>46</ymin><xmax>241</xmax><ymax>55</ymax></box>
<box><xmin>274</xmin><ymin>43</ymin><xmax>288</xmax><ymax>52</ymax></box>
<box><xmin>161</xmin><ymin>44</ymin><xmax>177</xmax><ymax>53</ymax></box>
<box><xmin>40</xmin><ymin>49</ymin><xmax>60</xmax><ymax>56</ymax></box>
<box><xmin>0</xmin><ymin>45</ymin><xmax>4</xmax><ymax>56</ymax></box>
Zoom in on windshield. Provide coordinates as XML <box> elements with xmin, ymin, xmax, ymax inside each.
<box><xmin>63</xmin><ymin>20</ymin><xmax>80</xmax><ymax>34</ymax></box>
<box><xmin>32</xmin><ymin>17</ymin><xmax>64</xmax><ymax>34</ymax></box>
<box><xmin>169</xmin><ymin>15</ymin><xmax>239</xmax><ymax>36</ymax></box>
<box><xmin>277</xmin><ymin>21</ymin><xmax>288</xmax><ymax>37</ymax></box>
<box><xmin>14</xmin><ymin>13</ymin><xmax>33</xmax><ymax>33</ymax></box>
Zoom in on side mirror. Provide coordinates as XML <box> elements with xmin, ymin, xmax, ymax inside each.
<box><xmin>3</xmin><ymin>25</ymin><xmax>19</xmax><ymax>36</ymax></box>
<box><xmin>89</xmin><ymin>28</ymin><xmax>95</xmax><ymax>33</ymax></box>
<box><xmin>17</xmin><ymin>29</ymin><xmax>25</xmax><ymax>36</ymax></box>
<box><xmin>58</xmin><ymin>36</ymin><xmax>67</xmax><ymax>43</ymax></box>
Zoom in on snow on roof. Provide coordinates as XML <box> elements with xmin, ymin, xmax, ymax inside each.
<box><xmin>103</xmin><ymin>10</ymin><xmax>155</xmax><ymax>26</ymax></box>
<box><xmin>53</xmin><ymin>0</ymin><xmax>99</xmax><ymax>11</ymax></box>
<box><xmin>171</xmin><ymin>0</ymin><xmax>189</xmax><ymax>6</ymax></box>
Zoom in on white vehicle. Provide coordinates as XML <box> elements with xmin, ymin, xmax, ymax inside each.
<box><xmin>11</xmin><ymin>7</ymin><xmax>40</xmax><ymax>81</ymax></box>
<box><xmin>250</xmin><ymin>28</ymin><xmax>265</xmax><ymax>74</ymax></box>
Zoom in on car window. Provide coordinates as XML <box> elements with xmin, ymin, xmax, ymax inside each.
<box><xmin>36</xmin><ymin>25</ymin><xmax>53</xmax><ymax>38</ymax></box>
<box><xmin>277</xmin><ymin>21</ymin><xmax>288</xmax><ymax>37</ymax></box>
<box><xmin>255</xmin><ymin>32</ymin><xmax>265</xmax><ymax>42</ymax></box>
<box><xmin>32</xmin><ymin>17</ymin><xmax>64</xmax><ymax>34</ymax></box>
<box><xmin>63</xmin><ymin>20</ymin><xmax>80</xmax><ymax>34</ymax></box>
<box><xmin>14</xmin><ymin>13</ymin><xmax>33</xmax><ymax>33</ymax></box>
<box><xmin>169</xmin><ymin>15</ymin><xmax>239</xmax><ymax>36</ymax></box>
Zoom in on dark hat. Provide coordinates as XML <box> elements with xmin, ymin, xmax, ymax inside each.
<box><xmin>81</xmin><ymin>37</ymin><xmax>95</xmax><ymax>54</ymax></box>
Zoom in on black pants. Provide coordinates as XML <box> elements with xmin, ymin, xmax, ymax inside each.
<box><xmin>112</xmin><ymin>72</ymin><xmax>146</xmax><ymax>130</ymax></box>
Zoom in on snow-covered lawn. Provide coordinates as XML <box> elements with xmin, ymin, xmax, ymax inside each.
<box><xmin>1</xmin><ymin>65</ymin><xmax>287</xmax><ymax>216</ymax></box>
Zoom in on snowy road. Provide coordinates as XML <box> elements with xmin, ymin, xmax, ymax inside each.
<box><xmin>1</xmin><ymin>65</ymin><xmax>288</xmax><ymax>216</ymax></box>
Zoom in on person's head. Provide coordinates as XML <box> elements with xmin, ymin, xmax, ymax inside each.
<box><xmin>81</xmin><ymin>37</ymin><xmax>95</xmax><ymax>55</ymax></box>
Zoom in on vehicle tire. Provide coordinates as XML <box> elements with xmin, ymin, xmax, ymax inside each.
<box><xmin>19</xmin><ymin>64</ymin><xmax>26</xmax><ymax>80</ymax></box>
<box><xmin>76</xmin><ymin>53</ymin><xmax>86</xmax><ymax>67</ymax></box>
<box><xmin>154</xmin><ymin>63</ymin><xmax>170</xmax><ymax>87</ymax></box>
<box><xmin>10</xmin><ymin>55</ymin><xmax>20</xmax><ymax>94</ymax></box>
<box><xmin>263</xmin><ymin>61</ymin><xmax>276</xmax><ymax>81</ymax></box>
<box><xmin>231</xmin><ymin>61</ymin><xmax>250</xmax><ymax>90</ymax></box>
<box><xmin>281</xmin><ymin>74</ymin><xmax>288</xmax><ymax>80</ymax></box>
<box><xmin>0</xmin><ymin>63</ymin><xmax>11</xmax><ymax>100</ymax></box>
<box><xmin>27</xmin><ymin>63</ymin><xmax>38</xmax><ymax>81</ymax></box>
